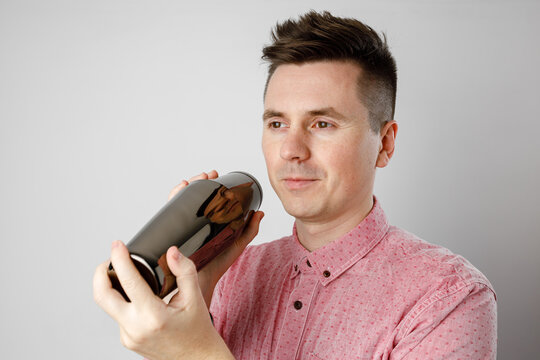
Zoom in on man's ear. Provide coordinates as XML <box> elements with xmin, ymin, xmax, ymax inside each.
<box><xmin>375</xmin><ymin>120</ymin><xmax>398</xmax><ymax>168</ymax></box>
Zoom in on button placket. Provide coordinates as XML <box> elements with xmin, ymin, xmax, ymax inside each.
<box><xmin>275</xmin><ymin>270</ymin><xmax>318</xmax><ymax>359</ymax></box>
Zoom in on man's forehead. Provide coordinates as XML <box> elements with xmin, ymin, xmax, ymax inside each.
<box><xmin>263</xmin><ymin>61</ymin><xmax>367</xmax><ymax>121</ymax></box>
<box><xmin>265</xmin><ymin>61</ymin><xmax>363</xmax><ymax>97</ymax></box>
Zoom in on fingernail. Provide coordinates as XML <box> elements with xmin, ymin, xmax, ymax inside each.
<box><xmin>111</xmin><ymin>240</ymin><xmax>121</xmax><ymax>249</ymax></box>
<box><xmin>171</xmin><ymin>246</ymin><xmax>182</xmax><ymax>260</ymax></box>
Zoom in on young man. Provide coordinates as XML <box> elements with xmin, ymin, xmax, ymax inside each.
<box><xmin>94</xmin><ymin>11</ymin><xmax>497</xmax><ymax>360</ymax></box>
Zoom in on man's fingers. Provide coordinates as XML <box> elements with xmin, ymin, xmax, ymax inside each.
<box><xmin>187</xmin><ymin>170</ymin><xmax>216</xmax><ymax>183</ymax></box>
<box><xmin>168</xmin><ymin>170</ymin><xmax>219</xmax><ymax>201</ymax></box>
<box><xmin>93</xmin><ymin>261</ymin><xmax>127</xmax><ymax>322</ymax></box>
<box><xmin>188</xmin><ymin>172</ymin><xmax>209</xmax><ymax>183</ymax></box>
<box><xmin>168</xmin><ymin>180</ymin><xmax>188</xmax><ymax>201</ymax></box>
<box><xmin>207</xmin><ymin>169</ymin><xmax>218</xmax><ymax>179</ymax></box>
<box><xmin>110</xmin><ymin>240</ymin><xmax>155</xmax><ymax>305</ymax></box>
<box><xmin>165</xmin><ymin>246</ymin><xmax>204</xmax><ymax>308</ymax></box>
<box><xmin>236</xmin><ymin>210</ymin><xmax>264</xmax><ymax>248</ymax></box>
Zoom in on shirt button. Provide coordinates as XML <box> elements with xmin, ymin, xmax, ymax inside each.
<box><xmin>306</xmin><ymin>260</ymin><xmax>312</xmax><ymax>267</ymax></box>
<box><xmin>294</xmin><ymin>264</ymin><xmax>298</xmax><ymax>271</ymax></box>
<box><xmin>323</xmin><ymin>270</ymin><xmax>331</xmax><ymax>278</ymax></box>
<box><xmin>294</xmin><ymin>300</ymin><xmax>303</xmax><ymax>310</ymax></box>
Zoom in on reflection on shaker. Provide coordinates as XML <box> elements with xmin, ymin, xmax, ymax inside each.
<box><xmin>202</xmin><ymin>182</ymin><xmax>253</xmax><ymax>228</ymax></box>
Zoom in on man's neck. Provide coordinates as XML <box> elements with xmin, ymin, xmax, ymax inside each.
<box><xmin>295</xmin><ymin>195</ymin><xmax>375</xmax><ymax>252</ymax></box>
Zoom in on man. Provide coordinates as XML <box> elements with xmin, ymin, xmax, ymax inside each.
<box><xmin>93</xmin><ymin>11</ymin><xmax>497</xmax><ymax>359</ymax></box>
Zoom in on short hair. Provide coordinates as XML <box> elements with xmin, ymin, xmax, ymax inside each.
<box><xmin>262</xmin><ymin>10</ymin><xmax>397</xmax><ymax>133</ymax></box>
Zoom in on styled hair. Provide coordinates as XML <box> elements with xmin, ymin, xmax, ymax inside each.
<box><xmin>262</xmin><ymin>10</ymin><xmax>397</xmax><ymax>133</ymax></box>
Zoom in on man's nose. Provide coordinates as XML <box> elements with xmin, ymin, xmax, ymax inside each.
<box><xmin>280</xmin><ymin>128</ymin><xmax>310</xmax><ymax>161</ymax></box>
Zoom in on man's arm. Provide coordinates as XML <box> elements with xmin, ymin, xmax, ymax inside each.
<box><xmin>391</xmin><ymin>282</ymin><xmax>497</xmax><ymax>359</ymax></box>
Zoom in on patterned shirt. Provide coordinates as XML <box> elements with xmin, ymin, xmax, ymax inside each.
<box><xmin>210</xmin><ymin>196</ymin><xmax>497</xmax><ymax>359</ymax></box>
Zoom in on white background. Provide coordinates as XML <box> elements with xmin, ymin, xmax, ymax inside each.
<box><xmin>1</xmin><ymin>0</ymin><xmax>538</xmax><ymax>358</ymax></box>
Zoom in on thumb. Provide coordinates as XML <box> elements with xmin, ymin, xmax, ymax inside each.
<box><xmin>165</xmin><ymin>246</ymin><xmax>203</xmax><ymax>307</ymax></box>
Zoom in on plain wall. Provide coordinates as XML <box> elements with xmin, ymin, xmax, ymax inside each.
<box><xmin>1</xmin><ymin>0</ymin><xmax>538</xmax><ymax>358</ymax></box>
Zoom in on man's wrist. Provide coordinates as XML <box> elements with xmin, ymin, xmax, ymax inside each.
<box><xmin>198</xmin><ymin>333</ymin><xmax>234</xmax><ymax>360</ymax></box>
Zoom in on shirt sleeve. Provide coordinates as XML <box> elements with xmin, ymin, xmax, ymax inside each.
<box><xmin>391</xmin><ymin>281</ymin><xmax>497</xmax><ymax>360</ymax></box>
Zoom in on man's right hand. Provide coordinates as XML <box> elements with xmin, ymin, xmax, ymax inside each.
<box><xmin>167</xmin><ymin>170</ymin><xmax>264</xmax><ymax>308</ymax></box>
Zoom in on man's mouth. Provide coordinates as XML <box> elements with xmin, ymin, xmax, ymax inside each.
<box><xmin>282</xmin><ymin>178</ymin><xmax>318</xmax><ymax>190</ymax></box>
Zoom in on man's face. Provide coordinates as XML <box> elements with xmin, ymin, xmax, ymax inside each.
<box><xmin>262</xmin><ymin>61</ymin><xmax>382</xmax><ymax>224</ymax></box>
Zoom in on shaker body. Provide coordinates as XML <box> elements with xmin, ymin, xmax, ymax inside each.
<box><xmin>108</xmin><ymin>171</ymin><xmax>262</xmax><ymax>301</ymax></box>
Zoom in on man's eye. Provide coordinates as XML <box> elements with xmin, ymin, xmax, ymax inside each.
<box><xmin>269</xmin><ymin>121</ymin><xmax>283</xmax><ymax>128</ymax></box>
<box><xmin>315</xmin><ymin>121</ymin><xmax>332</xmax><ymax>128</ymax></box>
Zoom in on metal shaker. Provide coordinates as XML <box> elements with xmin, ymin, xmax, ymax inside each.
<box><xmin>108</xmin><ymin>171</ymin><xmax>262</xmax><ymax>301</ymax></box>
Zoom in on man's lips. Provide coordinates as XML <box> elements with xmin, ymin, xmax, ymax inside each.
<box><xmin>282</xmin><ymin>178</ymin><xmax>318</xmax><ymax>190</ymax></box>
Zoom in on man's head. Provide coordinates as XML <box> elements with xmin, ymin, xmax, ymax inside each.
<box><xmin>261</xmin><ymin>11</ymin><xmax>398</xmax><ymax>226</ymax></box>
<box><xmin>262</xmin><ymin>10</ymin><xmax>397</xmax><ymax>134</ymax></box>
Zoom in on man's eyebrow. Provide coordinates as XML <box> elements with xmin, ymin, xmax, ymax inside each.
<box><xmin>262</xmin><ymin>110</ymin><xmax>283</xmax><ymax>121</ymax></box>
<box><xmin>308</xmin><ymin>107</ymin><xmax>348</xmax><ymax>121</ymax></box>
<box><xmin>262</xmin><ymin>107</ymin><xmax>349</xmax><ymax>121</ymax></box>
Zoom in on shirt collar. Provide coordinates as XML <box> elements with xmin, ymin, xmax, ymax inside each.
<box><xmin>289</xmin><ymin>195</ymin><xmax>389</xmax><ymax>286</ymax></box>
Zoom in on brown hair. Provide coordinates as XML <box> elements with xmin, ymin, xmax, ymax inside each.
<box><xmin>262</xmin><ymin>10</ymin><xmax>397</xmax><ymax>133</ymax></box>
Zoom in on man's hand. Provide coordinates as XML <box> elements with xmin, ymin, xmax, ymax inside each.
<box><xmin>93</xmin><ymin>241</ymin><xmax>234</xmax><ymax>360</ymax></box>
<box><xmin>167</xmin><ymin>170</ymin><xmax>264</xmax><ymax>307</ymax></box>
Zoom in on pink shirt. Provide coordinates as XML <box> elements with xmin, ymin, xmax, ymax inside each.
<box><xmin>210</xmin><ymin>196</ymin><xmax>497</xmax><ymax>359</ymax></box>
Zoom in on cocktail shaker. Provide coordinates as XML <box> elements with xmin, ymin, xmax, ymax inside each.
<box><xmin>108</xmin><ymin>171</ymin><xmax>262</xmax><ymax>301</ymax></box>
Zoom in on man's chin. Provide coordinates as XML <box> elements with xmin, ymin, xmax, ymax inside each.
<box><xmin>281</xmin><ymin>199</ymin><xmax>324</xmax><ymax>221</ymax></box>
